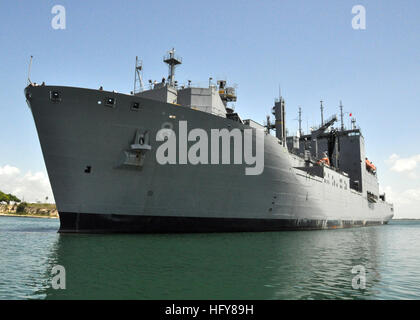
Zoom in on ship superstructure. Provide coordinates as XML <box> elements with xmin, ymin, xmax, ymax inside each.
<box><xmin>24</xmin><ymin>49</ymin><xmax>393</xmax><ymax>233</ymax></box>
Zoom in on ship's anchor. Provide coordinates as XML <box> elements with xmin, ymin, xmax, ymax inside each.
<box><xmin>117</xmin><ymin>129</ymin><xmax>151</xmax><ymax>169</ymax></box>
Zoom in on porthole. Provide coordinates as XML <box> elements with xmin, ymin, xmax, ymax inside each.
<box><xmin>105</xmin><ymin>97</ymin><xmax>116</xmax><ymax>107</ymax></box>
<box><xmin>131</xmin><ymin>102</ymin><xmax>140</xmax><ymax>111</ymax></box>
<box><xmin>50</xmin><ymin>91</ymin><xmax>61</xmax><ymax>102</ymax></box>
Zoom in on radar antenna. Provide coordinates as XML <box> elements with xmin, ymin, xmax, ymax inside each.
<box><xmin>133</xmin><ymin>56</ymin><xmax>144</xmax><ymax>94</ymax></box>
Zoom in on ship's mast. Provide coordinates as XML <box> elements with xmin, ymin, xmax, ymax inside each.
<box><xmin>163</xmin><ymin>48</ymin><xmax>182</xmax><ymax>86</ymax></box>
<box><xmin>133</xmin><ymin>56</ymin><xmax>144</xmax><ymax>94</ymax></box>
<box><xmin>298</xmin><ymin>106</ymin><xmax>302</xmax><ymax>136</ymax></box>
<box><xmin>271</xmin><ymin>93</ymin><xmax>287</xmax><ymax>146</ymax></box>
<box><xmin>282</xmin><ymin>99</ymin><xmax>286</xmax><ymax>144</ymax></box>
<box><xmin>339</xmin><ymin>100</ymin><xmax>344</xmax><ymax>131</ymax></box>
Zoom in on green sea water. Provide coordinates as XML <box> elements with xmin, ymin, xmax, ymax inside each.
<box><xmin>1</xmin><ymin>216</ymin><xmax>419</xmax><ymax>300</ymax></box>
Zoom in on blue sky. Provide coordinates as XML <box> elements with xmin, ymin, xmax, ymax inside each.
<box><xmin>0</xmin><ymin>0</ymin><xmax>419</xmax><ymax>217</ymax></box>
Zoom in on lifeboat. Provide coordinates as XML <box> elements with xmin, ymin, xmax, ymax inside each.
<box><xmin>317</xmin><ymin>157</ymin><xmax>330</xmax><ymax>166</ymax></box>
<box><xmin>365</xmin><ymin>158</ymin><xmax>376</xmax><ymax>172</ymax></box>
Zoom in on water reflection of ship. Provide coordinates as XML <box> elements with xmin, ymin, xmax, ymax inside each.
<box><xmin>268</xmin><ymin>228</ymin><xmax>382</xmax><ymax>299</ymax></box>
<box><xmin>38</xmin><ymin>228</ymin><xmax>383</xmax><ymax>299</ymax></box>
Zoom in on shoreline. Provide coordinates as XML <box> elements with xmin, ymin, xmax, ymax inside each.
<box><xmin>0</xmin><ymin>212</ymin><xmax>58</xmax><ymax>219</ymax></box>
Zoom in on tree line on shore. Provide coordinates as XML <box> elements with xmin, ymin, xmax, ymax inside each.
<box><xmin>0</xmin><ymin>190</ymin><xmax>21</xmax><ymax>204</ymax></box>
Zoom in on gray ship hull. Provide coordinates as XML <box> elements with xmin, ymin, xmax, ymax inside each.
<box><xmin>25</xmin><ymin>85</ymin><xmax>394</xmax><ymax>233</ymax></box>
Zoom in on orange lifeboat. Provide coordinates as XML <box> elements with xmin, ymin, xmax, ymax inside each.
<box><xmin>317</xmin><ymin>157</ymin><xmax>330</xmax><ymax>166</ymax></box>
<box><xmin>365</xmin><ymin>158</ymin><xmax>376</xmax><ymax>172</ymax></box>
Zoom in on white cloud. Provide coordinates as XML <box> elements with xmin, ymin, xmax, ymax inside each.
<box><xmin>386</xmin><ymin>153</ymin><xmax>420</xmax><ymax>173</ymax></box>
<box><xmin>0</xmin><ymin>165</ymin><xmax>20</xmax><ymax>176</ymax></box>
<box><xmin>0</xmin><ymin>165</ymin><xmax>54</xmax><ymax>203</ymax></box>
<box><xmin>381</xmin><ymin>185</ymin><xmax>420</xmax><ymax>219</ymax></box>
